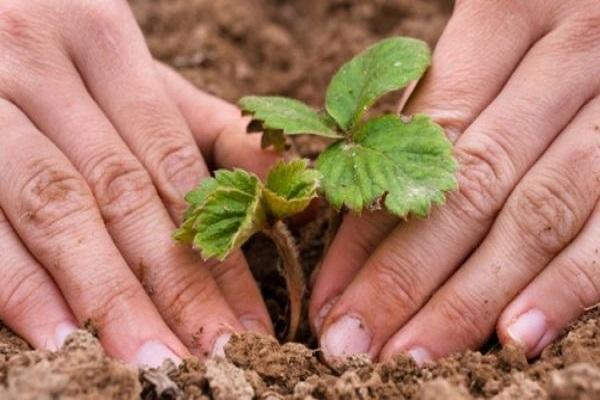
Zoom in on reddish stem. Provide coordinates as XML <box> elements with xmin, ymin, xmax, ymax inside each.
<box><xmin>263</xmin><ymin>220</ymin><xmax>304</xmax><ymax>341</ymax></box>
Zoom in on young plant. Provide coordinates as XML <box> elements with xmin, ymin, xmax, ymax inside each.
<box><xmin>175</xmin><ymin>37</ymin><xmax>458</xmax><ymax>341</ymax></box>
<box><xmin>241</xmin><ymin>37</ymin><xmax>458</xmax><ymax>218</ymax></box>
<box><xmin>174</xmin><ymin>159</ymin><xmax>320</xmax><ymax>340</ymax></box>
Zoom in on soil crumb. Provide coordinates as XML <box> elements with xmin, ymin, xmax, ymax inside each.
<box><xmin>3</xmin><ymin>308</ymin><xmax>600</xmax><ymax>398</ymax></box>
<box><xmin>0</xmin><ymin>330</ymin><xmax>139</xmax><ymax>400</ymax></box>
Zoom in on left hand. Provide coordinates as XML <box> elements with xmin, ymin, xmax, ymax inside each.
<box><xmin>310</xmin><ymin>0</ymin><xmax>600</xmax><ymax>364</ymax></box>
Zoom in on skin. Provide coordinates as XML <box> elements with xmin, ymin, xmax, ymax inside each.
<box><xmin>0</xmin><ymin>0</ymin><xmax>277</xmax><ymax>368</ymax></box>
<box><xmin>311</xmin><ymin>0</ymin><xmax>600</xmax><ymax>364</ymax></box>
<box><xmin>1</xmin><ymin>0</ymin><xmax>598</xmax><ymax>369</ymax></box>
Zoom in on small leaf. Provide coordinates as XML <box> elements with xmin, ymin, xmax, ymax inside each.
<box><xmin>174</xmin><ymin>170</ymin><xmax>266</xmax><ymax>260</ymax></box>
<box><xmin>263</xmin><ymin>159</ymin><xmax>321</xmax><ymax>219</ymax></box>
<box><xmin>325</xmin><ymin>37</ymin><xmax>431</xmax><ymax>131</ymax></box>
<box><xmin>240</xmin><ymin>96</ymin><xmax>342</xmax><ymax>146</ymax></box>
<box><xmin>181</xmin><ymin>178</ymin><xmax>219</xmax><ymax>220</ymax></box>
<box><xmin>316</xmin><ymin>114</ymin><xmax>457</xmax><ymax>218</ymax></box>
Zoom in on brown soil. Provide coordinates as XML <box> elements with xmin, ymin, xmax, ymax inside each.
<box><xmin>2</xmin><ymin>0</ymin><xmax>599</xmax><ymax>399</ymax></box>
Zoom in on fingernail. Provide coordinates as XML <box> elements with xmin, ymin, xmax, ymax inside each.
<box><xmin>321</xmin><ymin>315</ymin><xmax>371</xmax><ymax>360</ymax></box>
<box><xmin>135</xmin><ymin>341</ymin><xmax>181</xmax><ymax>368</ymax></box>
<box><xmin>45</xmin><ymin>321</ymin><xmax>79</xmax><ymax>351</ymax></box>
<box><xmin>314</xmin><ymin>296</ymin><xmax>339</xmax><ymax>334</ymax></box>
<box><xmin>54</xmin><ymin>321</ymin><xmax>78</xmax><ymax>349</ymax></box>
<box><xmin>407</xmin><ymin>347</ymin><xmax>432</xmax><ymax>367</ymax></box>
<box><xmin>507</xmin><ymin>309</ymin><xmax>547</xmax><ymax>353</ymax></box>
<box><xmin>240</xmin><ymin>317</ymin><xmax>270</xmax><ymax>335</ymax></box>
<box><xmin>211</xmin><ymin>332</ymin><xmax>232</xmax><ymax>358</ymax></box>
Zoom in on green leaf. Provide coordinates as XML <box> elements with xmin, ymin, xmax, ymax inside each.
<box><xmin>174</xmin><ymin>170</ymin><xmax>266</xmax><ymax>260</ymax></box>
<box><xmin>325</xmin><ymin>37</ymin><xmax>431</xmax><ymax>131</ymax></box>
<box><xmin>240</xmin><ymin>96</ymin><xmax>342</xmax><ymax>147</ymax></box>
<box><xmin>181</xmin><ymin>178</ymin><xmax>219</xmax><ymax>220</ymax></box>
<box><xmin>263</xmin><ymin>159</ymin><xmax>321</xmax><ymax>219</ymax></box>
<box><xmin>316</xmin><ymin>114</ymin><xmax>457</xmax><ymax>218</ymax></box>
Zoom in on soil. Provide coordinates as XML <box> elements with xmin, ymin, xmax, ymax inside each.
<box><xmin>1</xmin><ymin>0</ymin><xmax>599</xmax><ymax>399</ymax></box>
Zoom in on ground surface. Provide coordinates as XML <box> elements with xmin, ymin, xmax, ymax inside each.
<box><xmin>1</xmin><ymin>0</ymin><xmax>599</xmax><ymax>399</ymax></box>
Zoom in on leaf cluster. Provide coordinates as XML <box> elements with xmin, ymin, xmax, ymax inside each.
<box><xmin>240</xmin><ymin>37</ymin><xmax>458</xmax><ymax>219</ymax></box>
<box><xmin>174</xmin><ymin>160</ymin><xmax>319</xmax><ymax>260</ymax></box>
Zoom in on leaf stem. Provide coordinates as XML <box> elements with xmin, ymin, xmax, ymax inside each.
<box><xmin>263</xmin><ymin>220</ymin><xmax>304</xmax><ymax>341</ymax></box>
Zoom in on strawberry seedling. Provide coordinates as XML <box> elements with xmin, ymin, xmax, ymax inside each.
<box><xmin>175</xmin><ymin>37</ymin><xmax>458</xmax><ymax>340</ymax></box>
<box><xmin>174</xmin><ymin>159</ymin><xmax>319</xmax><ymax>340</ymax></box>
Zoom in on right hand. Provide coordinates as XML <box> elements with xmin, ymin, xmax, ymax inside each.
<box><xmin>0</xmin><ymin>0</ymin><xmax>277</xmax><ymax>367</ymax></box>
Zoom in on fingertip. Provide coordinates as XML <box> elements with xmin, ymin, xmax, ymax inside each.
<box><xmin>134</xmin><ymin>340</ymin><xmax>183</xmax><ymax>369</ymax></box>
<box><xmin>211</xmin><ymin>332</ymin><xmax>232</xmax><ymax>358</ymax></box>
<box><xmin>497</xmin><ymin>307</ymin><xmax>557</xmax><ymax>358</ymax></box>
<box><xmin>319</xmin><ymin>314</ymin><xmax>373</xmax><ymax>362</ymax></box>
<box><xmin>311</xmin><ymin>295</ymin><xmax>339</xmax><ymax>335</ymax></box>
<box><xmin>240</xmin><ymin>316</ymin><xmax>273</xmax><ymax>336</ymax></box>
<box><xmin>51</xmin><ymin>321</ymin><xmax>79</xmax><ymax>351</ymax></box>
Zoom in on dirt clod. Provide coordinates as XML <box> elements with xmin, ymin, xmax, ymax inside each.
<box><xmin>547</xmin><ymin>363</ymin><xmax>600</xmax><ymax>400</ymax></box>
<box><xmin>205</xmin><ymin>359</ymin><xmax>254</xmax><ymax>400</ymax></box>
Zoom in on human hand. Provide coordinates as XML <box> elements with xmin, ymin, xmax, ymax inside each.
<box><xmin>310</xmin><ymin>0</ymin><xmax>600</xmax><ymax>363</ymax></box>
<box><xmin>0</xmin><ymin>0</ymin><xmax>277</xmax><ymax>367</ymax></box>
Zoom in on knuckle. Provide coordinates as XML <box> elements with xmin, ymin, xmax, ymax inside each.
<box><xmin>86</xmin><ymin>151</ymin><xmax>156</xmax><ymax>223</ymax></box>
<box><xmin>18</xmin><ymin>158</ymin><xmax>95</xmax><ymax>233</ymax></box>
<box><xmin>0</xmin><ymin>6</ymin><xmax>39</xmax><ymax>49</ymax></box>
<box><xmin>451</xmin><ymin>135</ymin><xmax>512</xmax><ymax>223</ymax></box>
<box><xmin>77</xmin><ymin>0</ymin><xmax>124</xmax><ymax>34</ymax></box>
<box><xmin>87</xmin><ymin>279</ymin><xmax>145</xmax><ymax>327</ymax></box>
<box><xmin>557</xmin><ymin>11</ymin><xmax>600</xmax><ymax>55</ymax></box>
<box><xmin>159</xmin><ymin>268</ymin><xmax>221</xmax><ymax>324</ymax></box>
<box><xmin>368</xmin><ymin>251</ymin><xmax>421</xmax><ymax>313</ymax></box>
<box><xmin>207</xmin><ymin>251</ymin><xmax>245</xmax><ymax>283</ymax></box>
<box><xmin>434</xmin><ymin>291</ymin><xmax>489</xmax><ymax>346</ymax></box>
<box><xmin>556</xmin><ymin>255</ymin><xmax>600</xmax><ymax>309</ymax></box>
<box><xmin>155</xmin><ymin>141</ymin><xmax>205</xmax><ymax>205</ymax></box>
<box><xmin>508</xmin><ymin>177</ymin><xmax>580</xmax><ymax>255</ymax></box>
<box><xmin>0</xmin><ymin>266</ymin><xmax>47</xmax><ymax>319</ymax></box>
<box><xmin>0</xmin><ymin>6</ymin><xmax>55</xmax><ymax>81</ymax></box>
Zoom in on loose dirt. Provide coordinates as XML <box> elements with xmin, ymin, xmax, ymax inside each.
<box><xmin>1</xmin><ymin>1</ymin><xmax>599</xmax><ymax>399</ymax></box>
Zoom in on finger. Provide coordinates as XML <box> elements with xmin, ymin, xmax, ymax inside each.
<box><xmin>0</xmin><ymin>207</ymin><xmax>78</xmax><ymax>351</ymax></box>
<box><xmin>0</xmin><ymin>99</ymin><xmax>187</xmax><ymax>367</ymax></box>
<box><xmin>402</xmin><ymin>1</ymin><xmax>545</xmax><ymax>140</ymax></box>
<box><xmin>4</xmin><ymin>62</ymin><xmax>269</xmax><ymax>355</ymax></box>
<box><xmin>317</xmin><ymin>19</ymin><xmax>600</xmax><ymax>361</ymax></box>
<box><xmin>207</xmin><ymin>252</ymin><xmax>274</xmax><ymax>335</ymax></box>
<box><xmin>310</xmin><ymin>0</ymin><xmax>543</xmax><ymax>342</ymax></box>
<box><xmin>64</xmin><ymin>2</ymin><xmax>207</xmax><ymax>221</ymax></box>
<box><xmin>62</xmin><ymin>8</ymin><xmax>273</xmax><ymax>336</ymax></box>
<box><xmin>381</xmin><ymin>97</ymin><xmax>600</xmax><ymax>362</ymax></box>
<box><xmin>155</xmin><ymin>62</ymin><xmax>279</xmax><ymax>178</ymax></box>
<box><xmin>309</xmin><ymin>211</ymin><xmax>397</xmax><ymax>333</ymax></box>
<box><xmin>498</xmin><ymin>201</ymin><xmax>600</xmax><ymax>357</ymax></box>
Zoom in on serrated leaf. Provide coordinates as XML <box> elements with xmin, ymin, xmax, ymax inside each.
<box><xmin>174</xmin><ymin>170</ymin><xmax>266</xmax><ymax>260</ymax></box>
<box><xmin>325</xmin><ymin>37</ymin><xmax>431</xmax><ymax>131</ymax></box>
<box><xmin>263</xmin><ymin>159</ymin><xmax>321</xmax><ymax>219</ymax></box>
<box><xmin>240</xmin><ymin>96</ymin><xmax>342</xmax><ymax>145</ymax></box>
<box><xmin>181</xmin><ymin>178</ymin><xmax>219</xmax><ymax>221</ymax></box>
<box><xmin>316</xmin><ymin>115</ymin><xmax>457</xmax><ymax>218</ymax></box>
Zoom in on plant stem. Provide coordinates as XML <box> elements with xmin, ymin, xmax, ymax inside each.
<box><xmin>263</xmin><ymin>220</ymin><xmax>304</xmax><ymax>341</ymax></box>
